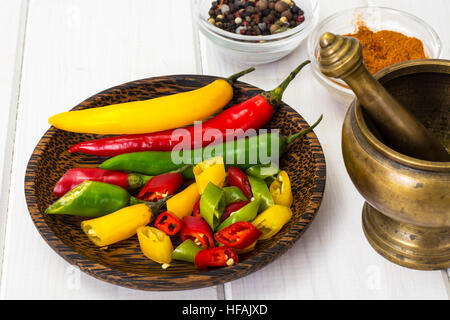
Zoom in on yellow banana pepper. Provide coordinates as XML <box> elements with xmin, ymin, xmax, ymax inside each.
<box><xmin>166</xmin><ymin>182</ymin><xmax>200</xmax><ymax>219</ymax></box>
<box><xmin>269</xmin><ymin>171</ymin><xmax>293</xmax><ymax>207</ymax></box>
<box><xmin>252</xmin><ymin>205</ymin><xmax>293</xmax><ymax>240</ymax></box>
<box><xmin>48</xmin><ymin>68</ymin><xmax>254</xmax><ymax>135</ymax></box>
<box><xmin>137</xmin><ymin>226</ymin><xmax>173</xmax><ymax>266</ymax></box>
<box><xmin>193</xmin><ymin>156</ymin><xmax>226</xmax><ymax>194</ymax></box>
<box><xmin>81</xmin><ymin>203</ymin><xmax>152</xmax><ymax>247</ymax></box>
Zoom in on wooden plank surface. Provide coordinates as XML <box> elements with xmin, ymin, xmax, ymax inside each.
<box><xmin>0</xmin><ymin>0</ymin><xmax>28</xmax><ymax>278</ymax></box>
<box><xmin>0</xmin><ymin>0</ymin><xmax>217</xmax><ymax>299</ymax></box>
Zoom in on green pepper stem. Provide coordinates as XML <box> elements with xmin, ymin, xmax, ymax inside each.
<box><xmin>127</xmin><ymin>173</ymin><xmax>152</xmax><ymax>190</ymax></box>
<box><xmin>263</xmin><ymin>60</ymin><xmax>311</xmax><ymax>106</ymax></box>
<box><xmin>226</xmin><ymin>67</ymin><xmax>256</xmax><ymax>84</ymax></box>
<box><xmin>286</xmin><ymin>114</ymin><xmax>323</xmax><ymax>145</ymax></box>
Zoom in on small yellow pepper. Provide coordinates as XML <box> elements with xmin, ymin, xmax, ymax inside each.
<box><xmin>137</xmin><ymin>226</ymin><xmax>173</xmax><ymax>266</ymax></box>
<box><xmin>269</xmin><ymin>171</ymin><xmax>293</xmax><ymax>207</ymax></box>
<box><xmin>81</xmin><ymin>203</ymin><xmax>152</xmax><ymax>247</ymax></box>
<box><xmin>252</xmin><ymin>205</ymin><xmax>293</xmax><ymax>240</ymax></box>
<box><xmin>193</xmin><ymin>156</ymin><xmax>226</xmax><ymax>194</ymax></box>
<box><xmin>166</xmin><ymin>182</ymin><xmax>200</xmax><ymax>219</ymax></box>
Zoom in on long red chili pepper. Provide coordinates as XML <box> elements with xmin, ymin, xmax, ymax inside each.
<box><xmin>53</xmin><ymin>168</ymin><xmax>151</xmax><ymax>198</ymax></box>
<box><xmin>68</xmin><ymin>60</ymin><xmax>311</xmax><ymax>156</ymax></box>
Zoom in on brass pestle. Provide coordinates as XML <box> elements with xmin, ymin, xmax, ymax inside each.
<box><xmin>319</xmin><ymin>32</ymin><xmax>450</xmax><ymax>162</ymax></box>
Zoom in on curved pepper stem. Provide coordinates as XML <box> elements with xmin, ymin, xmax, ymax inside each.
<box><xmin>263</xmin><ymin>60</ymin><xmax>311</xmax><ymax>107</ymax></box>
<box><xmin>130</xmin><ymin>196</ymin><xmax>171</xmax><ymax>217</ymax></box>
<box><xmin>285</xmin><ymin>114</ymin><xmax>323</xmax><ymax>145</ymax></box>
<box><xmin>226</xmin><ymin>67</ymin><xmax>256</xmax><ymax>85</ymax></box>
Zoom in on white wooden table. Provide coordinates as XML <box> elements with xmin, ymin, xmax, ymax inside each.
<box><xmin>0</xmin><ymin>0</ymin><xmax>448</xmax><ymax>300</ymax></box>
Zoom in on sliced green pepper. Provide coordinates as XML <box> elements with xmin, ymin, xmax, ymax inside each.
<box><xmin>248</xmin><ymin>176</ymin><xmax>274</xmax><ymax>213</ymax></box>
<box><xmin>45</xmin><ymin>180</ymin><xmax>139</xmax><ymax>217</ymax></box>
<box><xmin>223</xmin><ymin>186</ymin><xmax>247</xmax><ymax>205</ymax></box>
<box><xmin>245</xmin><ymin>163</ymin><xmax>280</xmax><ymax>185</ymax></box>
<box><xmin>172</xmin><ymin>239</ymin><xmax>202</xmax><ymax>263</ymax></box>
<box><xmin>200</xmin><ymin>182</ymin><xmax>226</xmax><ymax>230</ymax></box>
<box><xmin>216</xmin><ymin>199</ymin><xmax>260</xmax><ymax>231</ymax></box>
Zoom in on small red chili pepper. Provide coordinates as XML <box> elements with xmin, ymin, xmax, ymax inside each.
<box><xmin>154</xmin><ymin>211</ymin><xmax>183</xmax><ymax>236</ymax></box>
<box><xmin>180</xmin><ymin>216</ymin><xmax>215</xmax><ymax>249</ymax></box>
<box><xmin>214</xmin><ymin>221</ymin><xmax>262</xmax><ymax>249</ymax></box>
<box><xmin>227</xmin><ymin>167</ymin><xmax>253</xmax><ymax>200</ymax></box>
<box><xmin>68</xmin><ymin>61</ymin><xmax>311</xmax><ymax>157</ymax></box>
<box><xmin>221</xmin><ymin>200</ymin><xmax>249</xmax><ymax>222</ymax></box>
<box><xmin>137</xmin><ymin>172</ymin><xmax>182</xmax><ymax>202</ymax></box>
<box><xmin>192</xmin><ymin>199</ymin><xmax>201</xmax><ymax>218</ymax></box>
<box><xmin>194</xmin><ymin>246</ymin><xmax>239</xmax><ymax>270</ymax></box>
<box><xmin>53</xmin><ymin>168</ymin><xmax>151</xmax><ymax>198</ymax></box>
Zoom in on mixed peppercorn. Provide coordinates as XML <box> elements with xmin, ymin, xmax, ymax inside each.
<box><xmin>207</xmin><ymin>0</ymin><xmax>305</xmax><ymax>35</ymax></box>
<box><xmin>46</xmin><ymin>60</ymin><xmax>323</xmax><ymax>271</ymax></box>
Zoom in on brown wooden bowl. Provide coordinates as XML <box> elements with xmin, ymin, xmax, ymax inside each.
<box><xmin>24</xmin><ymin>75</ymin><xmax>326</xmax><ymax>291</ymax></box>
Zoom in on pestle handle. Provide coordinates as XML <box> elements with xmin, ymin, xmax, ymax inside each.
<box><xmin>319</xmin><ymin>32</ymin><xmax>450</xmax><ymax>162</ymax></box>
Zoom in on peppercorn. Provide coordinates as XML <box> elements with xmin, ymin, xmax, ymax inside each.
<box><xmin>256</xmin><ymin>0</ymin><xmax>268</xmax><ymax>11</ymax></box>
<box><xmin>269</xmin><ymin>23</ymin><xmax>280</xmax><ymax>34</ymax></box>
<box><xmin>281</xmin><ymin>9</ymin><xmax>292</xmax><ymax>20</ymax></box>
<box><xmin>296</xmin><ymin>15</ymin><xmax>305</xmax><ymax>23</ymax></box>
<box><xmin>274</xmin><ymin>0</ymin><xmax>289</xmax><ymax>13</ymax></box>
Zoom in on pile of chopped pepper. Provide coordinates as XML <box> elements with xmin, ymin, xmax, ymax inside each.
<box><xmin>44</xmin><ymin>60</ymin><xmax>322</xmax><ymax>271</ymax></box>
<box><xmin>48</xmin><ymin>155</ymin><xmax>294</xmax><ymax>270</ymax></box>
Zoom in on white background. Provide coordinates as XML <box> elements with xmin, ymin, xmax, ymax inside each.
<box><xmin>0</xmin><ymin>0</ymin><xmax>449</xmax><ymax>299</ymax></box>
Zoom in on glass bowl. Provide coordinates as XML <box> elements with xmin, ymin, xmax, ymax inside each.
<box><xmin>194</xmin><ymin>0</ymin><xmax>320</xmax><ymax>65</ymax></box>
<box><xmin>307</xmin><ymin>6</ymin><xmax>442</xmax><ymax>103</ymax></box>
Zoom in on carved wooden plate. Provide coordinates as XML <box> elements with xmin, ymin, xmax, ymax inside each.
<box><xmin>25</xmin><ymin>75</ymin><xmax>326</xmax><ymax>291</ymax></box>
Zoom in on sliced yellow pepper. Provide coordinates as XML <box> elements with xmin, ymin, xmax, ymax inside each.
<box><xmin>252</xmin><ymin>205</ymin><xmax>293</xmax><ymax>240</ymax></box>
<box><xmin>193</xmin><ymin>156</ymin><xmax>226</xmax><ymax>194</ymax></box>
<box><xmin>81</xmin><ymin>203</ymin><xmax>152</xmax><ymax>247</ymax></box>
<box><xmin>269</xmin><ymin>170</ymin><xmax>293</xmax><ymax>207</ymax></box>
<box><xmin>137</xmin><ymin>226</ymin><xmax>173</xmax><ymax>266</ymax></box>
<box><xmin>166</xmin><ymin>182</ymin><xmax>200</xmax><ymax>219</ymax></box>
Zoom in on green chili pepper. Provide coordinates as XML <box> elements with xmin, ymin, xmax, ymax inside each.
<box><xmin>223</xmin><ymin>186</ymin><xmax>247</xmax><ymax>204</ymax></box>
<box><xmin>172</xmin><ymin>239</ymin><xmax>202</xmax><ymax>263</ymax></box>
<box><xmin>200</xmin><ymin>182</ymin><xmax>226</xmax><ymax>230</ymax></box>
<box><xmin>248</xmin><ymin>176</ymin><xmax>274</xmax><ymax>213</ymax></box>
<box><xmin>98</xmin><ymin>115</ymin><xmax>323</xmax><ymax>175</ymax></box>
<box><xmin>45</xmin><ymin>180</ymin><xmax>140</xmax><ymax>217</ymax></box>
<box><xmin>217</xmin><ymin>199</ymin><xmax>260</xmax><ymax>231</ymax></box>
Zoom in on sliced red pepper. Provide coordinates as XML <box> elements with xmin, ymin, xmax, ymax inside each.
<box><xmin>221</xmin><ymin>201</ymin><xmax>249</xmax><ymax>222</ymax></box>
<box><xmin>154</xmin><ymin>211</ymin><xmax>183</xmax><ymax>236</ymax></box>
<box><xmin>227</xmin><ymin>167</ymin><xmax>253</xmax><ymax>200</ymax></box>
<box><xmin>214</xmin><ymin>221</ymin><xmax>262</xmax><ymax>249</ymax></box>
<box><xmin>137</xmin><ymin>172</ymin><xmax>182</xmax><ymax>202</ymax></box>
<box><xmin>195</xmin><ymin>246</ymin><xmax>238</xmax><ymax>270</ymax></box>
<box><xmin>192</xmin><ymin>199</ymin><xmax>201</xmax><ymax>218</ymax></box>
<box><xmin>180</xmin><ymin>216</ymin><xmax>215</xmax><ymax>249</ymax></box>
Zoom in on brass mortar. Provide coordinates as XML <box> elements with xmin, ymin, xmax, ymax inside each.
<box><xmin>342</xmin><ymin>59</ymin><xmax>450</xmax><ymax>270</ymax></box>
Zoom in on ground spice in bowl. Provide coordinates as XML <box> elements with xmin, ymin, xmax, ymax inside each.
<box><xmin>346</xmin><ymin>22</ymin><xmax>427</xmax><ymax>74</ymax></box>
